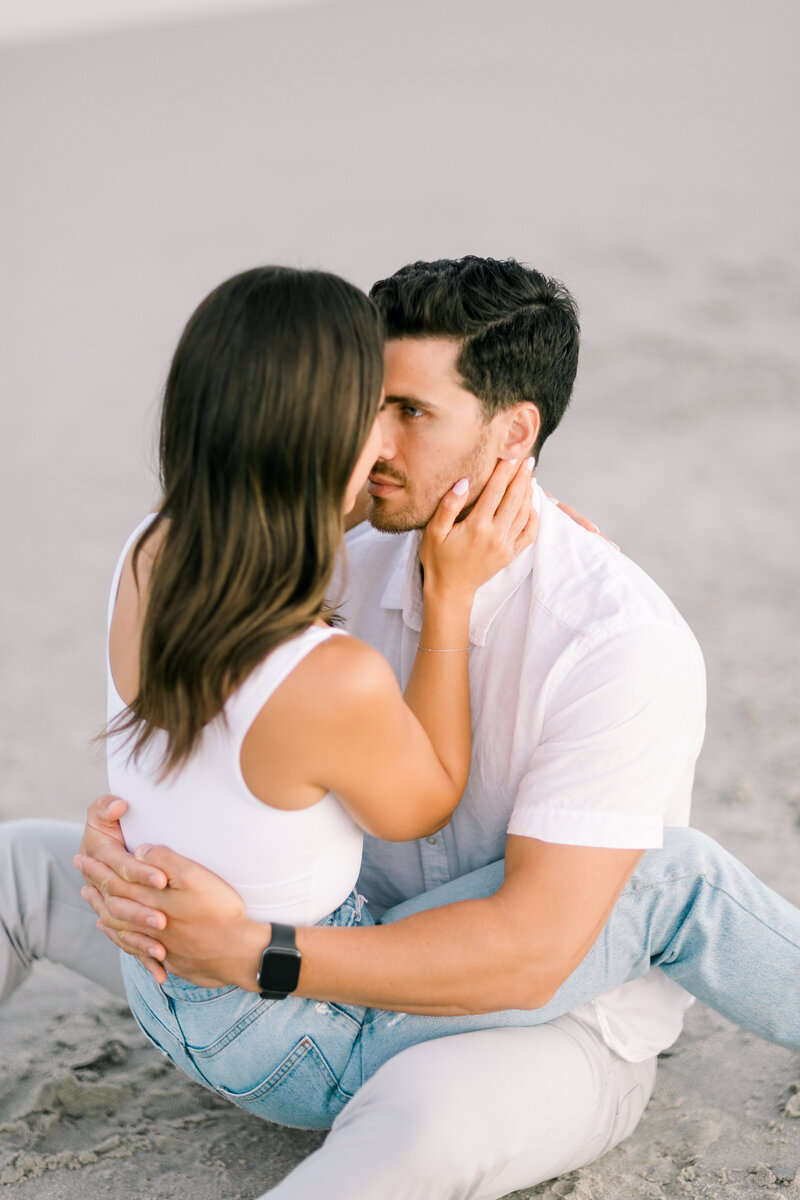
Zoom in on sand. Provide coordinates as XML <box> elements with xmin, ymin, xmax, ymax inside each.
<box><xmin>1</xmin><ymin>1</ymin><xmax>798</xmax><ymax>1196</ymax></box>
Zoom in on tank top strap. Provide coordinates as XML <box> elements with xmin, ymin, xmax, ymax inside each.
<box><xmin>107</xmin><ymin>513</ymin><xmax>159</xmax><ymax>630</ymax></box>
<box><xmin>224</xmin><ymin>624</ymin><xmax>347</xmax><ymax>746</ymax></box>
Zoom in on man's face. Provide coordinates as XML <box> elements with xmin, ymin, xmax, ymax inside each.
<box><xmin>367</xmin><ymin>338</ymin><xmax>502</xmax><ymax>532</ymax></box>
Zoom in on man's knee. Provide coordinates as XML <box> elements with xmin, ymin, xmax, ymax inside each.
<box><xmin>0</xmin><ymin>819</ymin><xmax>83</xmax><ymax>904</ymax></box>
<box><xmin>0</xmin><ymin>818</ymin><xmax>81</xmax><ymax>866</ymax></box>
<box><xmin>0</xmin><ymin>819</ymin><xmax>71</xmax><ymax>1001</ymax></box>
<box><xmin>645</xmin><ymin>825</ymin><xmax>723</xmax><ymax>884</ymax></box>
<box><xmin>0</xmin><ymin>818</ymin><xmax>123</xmax><ymax>1002</ymax></box>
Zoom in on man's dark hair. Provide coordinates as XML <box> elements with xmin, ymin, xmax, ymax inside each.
<box><xmin>370</xmin><ymin>256</ymin><xmax>579</xmax><ymax>456</ymax></box>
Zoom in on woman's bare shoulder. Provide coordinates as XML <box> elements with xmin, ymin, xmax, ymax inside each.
<box><xmin>304</xmin><ymin>633</ymin><xmax>397</xmax><ymax>703</ymax></box>
<box><xmin>247</xmin><ymin>633</ymin><xmax>397</xmax><ymax>732</ymax></box>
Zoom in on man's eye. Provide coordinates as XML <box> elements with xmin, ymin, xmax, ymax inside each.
<box><xmin>401</xmin><ymin>405</ymin><xmax>424</xmax><ymax>419</ymax></box>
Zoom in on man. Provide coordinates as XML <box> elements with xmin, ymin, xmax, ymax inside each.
<box><xmin>5</xmin><ymin>258</ymin><xmax>799</xmax><ymax>1199</ymax></box>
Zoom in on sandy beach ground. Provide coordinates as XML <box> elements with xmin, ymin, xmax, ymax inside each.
<box><xmin>1</xmin><ymin>2</ymin><xmax>798</xmax><ymax>1196</ymax></box>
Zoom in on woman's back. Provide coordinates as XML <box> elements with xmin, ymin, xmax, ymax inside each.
<box><xmin>107</xmin><ymin>516</ymin><xmax>363</xmax><ymax>925</ymax></box>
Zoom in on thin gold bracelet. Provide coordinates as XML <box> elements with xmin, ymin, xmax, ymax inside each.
<box><xmin>416</xmin><ymin>645</ymin><xmax>471</xmax><ymax>652</ymax></box>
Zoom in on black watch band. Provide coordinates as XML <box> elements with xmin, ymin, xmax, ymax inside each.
<box><xmin>257</xmin><ymin>923</ymin><xmax>301</xmax><ymax>999</ymax></box>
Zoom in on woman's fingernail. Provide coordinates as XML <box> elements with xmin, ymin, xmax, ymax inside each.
<box><xmin>452</xmin><ymin>478</ymin><xmax>469</xmax><ymax>496</ymax></box>
<box><xmin>134</xmin><ymin>844</ymin><xmax>154</xmax><ymax>861</ymax></box>
<box><xmin>525</xmin><ymin>458</ymin><xmax>536</xmax><ymax>472</ymax></box>
<box><xmin>146</xmin><ymin>915</ymin><xmax>162</xmax><ymax>929</ymax></box>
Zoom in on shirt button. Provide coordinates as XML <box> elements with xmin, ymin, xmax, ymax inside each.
<box><xmin>426</xmin><ymin>835</ymin><xmax>438</xmax><ymax>845</ymax></box>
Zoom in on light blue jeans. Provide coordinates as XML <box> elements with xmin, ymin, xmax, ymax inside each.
<box><xmin>121</xmin><ymin>826</ymin><xmax>800</xmax><ymax>1131</ymax></box>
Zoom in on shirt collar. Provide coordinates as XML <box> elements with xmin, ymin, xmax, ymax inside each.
<box><xmin>379</xmin><ymin>485</ymin><xmax>543</xmax><ymax>647</ymax></box>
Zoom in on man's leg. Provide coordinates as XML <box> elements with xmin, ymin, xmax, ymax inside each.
<box><xmin>375</xmin><ymin>826</ymin><xmax>800</xmax><ymax>1052</ymax></box>
<box><xmin>261</xmin><ymin>1016</ymin><xmax>656</xmax><ymax>1200</ymax></box>
<box><xmin>602</xmin><ymin>826</ymin><xmax>800</xmax><ymax>1047</ymax></box>
<box><xmin>0</xmin><ymin>819</ymin><xmax>124</xmax><ymax>1003</ymax></box>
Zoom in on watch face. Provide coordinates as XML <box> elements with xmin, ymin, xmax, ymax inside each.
<box><xmin>260</xmin><ymin>948</ymin><xmax>302</xmax><ymax>994</ymax></box>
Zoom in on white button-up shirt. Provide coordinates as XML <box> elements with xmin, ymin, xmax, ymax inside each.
<box><xmin>339</xmin><ymin>485</ymin><xmax>705</xmax><ymax>1061</ymax></box>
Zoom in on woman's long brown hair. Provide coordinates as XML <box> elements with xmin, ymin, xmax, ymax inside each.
<box><xmin>108</xmin><ymin>267</ymin><xmax>384</xmax><ymax>774</ymax></box>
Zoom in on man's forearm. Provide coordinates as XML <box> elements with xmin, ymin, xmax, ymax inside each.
<box><xmin>300</xmin><ymin>898</ymin><xmax>545</xmax><ymax>1013</ymax></box>
<box><xmin>223</xmin><ymin>841</ymin><xmax>638</xmax><ymax>1015</ymax></box>
<box><xmin>229</xmin><ymin>894</ymin><xmax>557</xmax><ymax>1015</ymax></box>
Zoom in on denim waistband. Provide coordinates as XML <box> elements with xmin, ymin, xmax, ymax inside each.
<box><xmin>315</xmin><ymin>888</ymin><xmax>368</xmax><ymax>929</ymax></box>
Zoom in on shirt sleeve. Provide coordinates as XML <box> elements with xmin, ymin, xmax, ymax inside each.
<box><xmin>507</xmin><ymin>623</ymin><xmax>706</xmax><ymax>849</ymax></box>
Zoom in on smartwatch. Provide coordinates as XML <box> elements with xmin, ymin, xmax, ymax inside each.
<box><xmin>257</xmin><ymin>923</ymin><xmax>301</xmax><ymax>999</ymax></box>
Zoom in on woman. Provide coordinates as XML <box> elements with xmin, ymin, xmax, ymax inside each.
<box><xmin>107</xmin><ymin>265</ymin><xmax>542</xmax><ymax>1129</ymax></box>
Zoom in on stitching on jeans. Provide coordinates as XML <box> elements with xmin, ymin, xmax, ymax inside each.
<box><xmin>630</xmin><ymin>875</ymin><xmax>800</xmax><ymax>951</ymax></box>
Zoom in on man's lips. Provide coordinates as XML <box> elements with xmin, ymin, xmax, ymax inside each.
<box><xmin>367</xmin><ymin>475</ymin><xmax>405</xmax><ymax>496</ymax></box>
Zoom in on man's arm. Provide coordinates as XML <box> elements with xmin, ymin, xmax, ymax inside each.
<box><xmin>296</xmin><ymin>836</ymin><xmax>642</xmax><ymax>1012</ymax></box>
<box><xmin>77</xmin><ymin>815</ymin><xmax>639</xmax><ymax>1011</ymax></box>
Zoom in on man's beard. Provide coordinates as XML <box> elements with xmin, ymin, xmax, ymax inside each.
<box><xmin>367</xmin><ymin>491</ymin><xmax>429</xmax><ymax>533</ymax></box>
<box><xmin>367</xmin><ymin>430</ymin><xmax>491</xmax><ymax>534</ymax></box>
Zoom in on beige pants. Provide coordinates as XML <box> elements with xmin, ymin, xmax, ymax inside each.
<box><xmin>263</xmin><ymin>1016</ymin><xmax>656</xmax><ymax>1200</ymax></box>
<box><xmin>0</xmin><ymin>819</ymin><xmax>125</xmax><ymax>1002</ymax></box>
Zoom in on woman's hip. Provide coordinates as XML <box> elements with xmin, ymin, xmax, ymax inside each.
<box><xmin>120</xmin><ymin>891</ymin><xmax>371</xmax><ymax>1128</ymax></box>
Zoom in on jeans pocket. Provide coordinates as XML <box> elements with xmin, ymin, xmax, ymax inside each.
<box><xmin>214</xmin><ymin>1034</ymin><xmax>354</xmax><ymax>1129</ymax></box>
<box><xmin>168</xmin><ymin>986</ymin><xmax>276</xmax><ymax>1056</ymax></box>
<box><xmin>190</xmin><ymin>995</ymin><xmax>363</xmax><ymax>1128</ymax></box>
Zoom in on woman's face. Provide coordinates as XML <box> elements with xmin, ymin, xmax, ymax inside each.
<box><xmin>343</xmin><ymin>397</ymin><xmax>389</xmax><ymax>514</ymax></box>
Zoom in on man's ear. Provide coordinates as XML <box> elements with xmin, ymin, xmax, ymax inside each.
<box><xmin>497</xmin><ymin>404</ymin><xmax>540</xmax><ymax>461</ymax></box>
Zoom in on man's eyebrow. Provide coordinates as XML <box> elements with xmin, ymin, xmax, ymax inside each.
<box><xmin>383</xmin><ymin>394</ymin><xmax>435</xmax><ymax>411</ymax></box>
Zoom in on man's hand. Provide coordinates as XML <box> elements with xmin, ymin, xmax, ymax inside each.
<box><xmin>76</xmin><ymin>798</ymin><xmax>262</xmax><ymax>990</ymax></box>
<box><xmin>75</xmin><ymin>795</ymin><xmax>170</xmax><ymax>981</ymax></box>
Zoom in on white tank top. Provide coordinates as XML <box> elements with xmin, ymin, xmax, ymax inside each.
<box><xmin>107</xmin><ymin>516</ymin><xmax>363</xmax><ymax>925</ymax></box>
